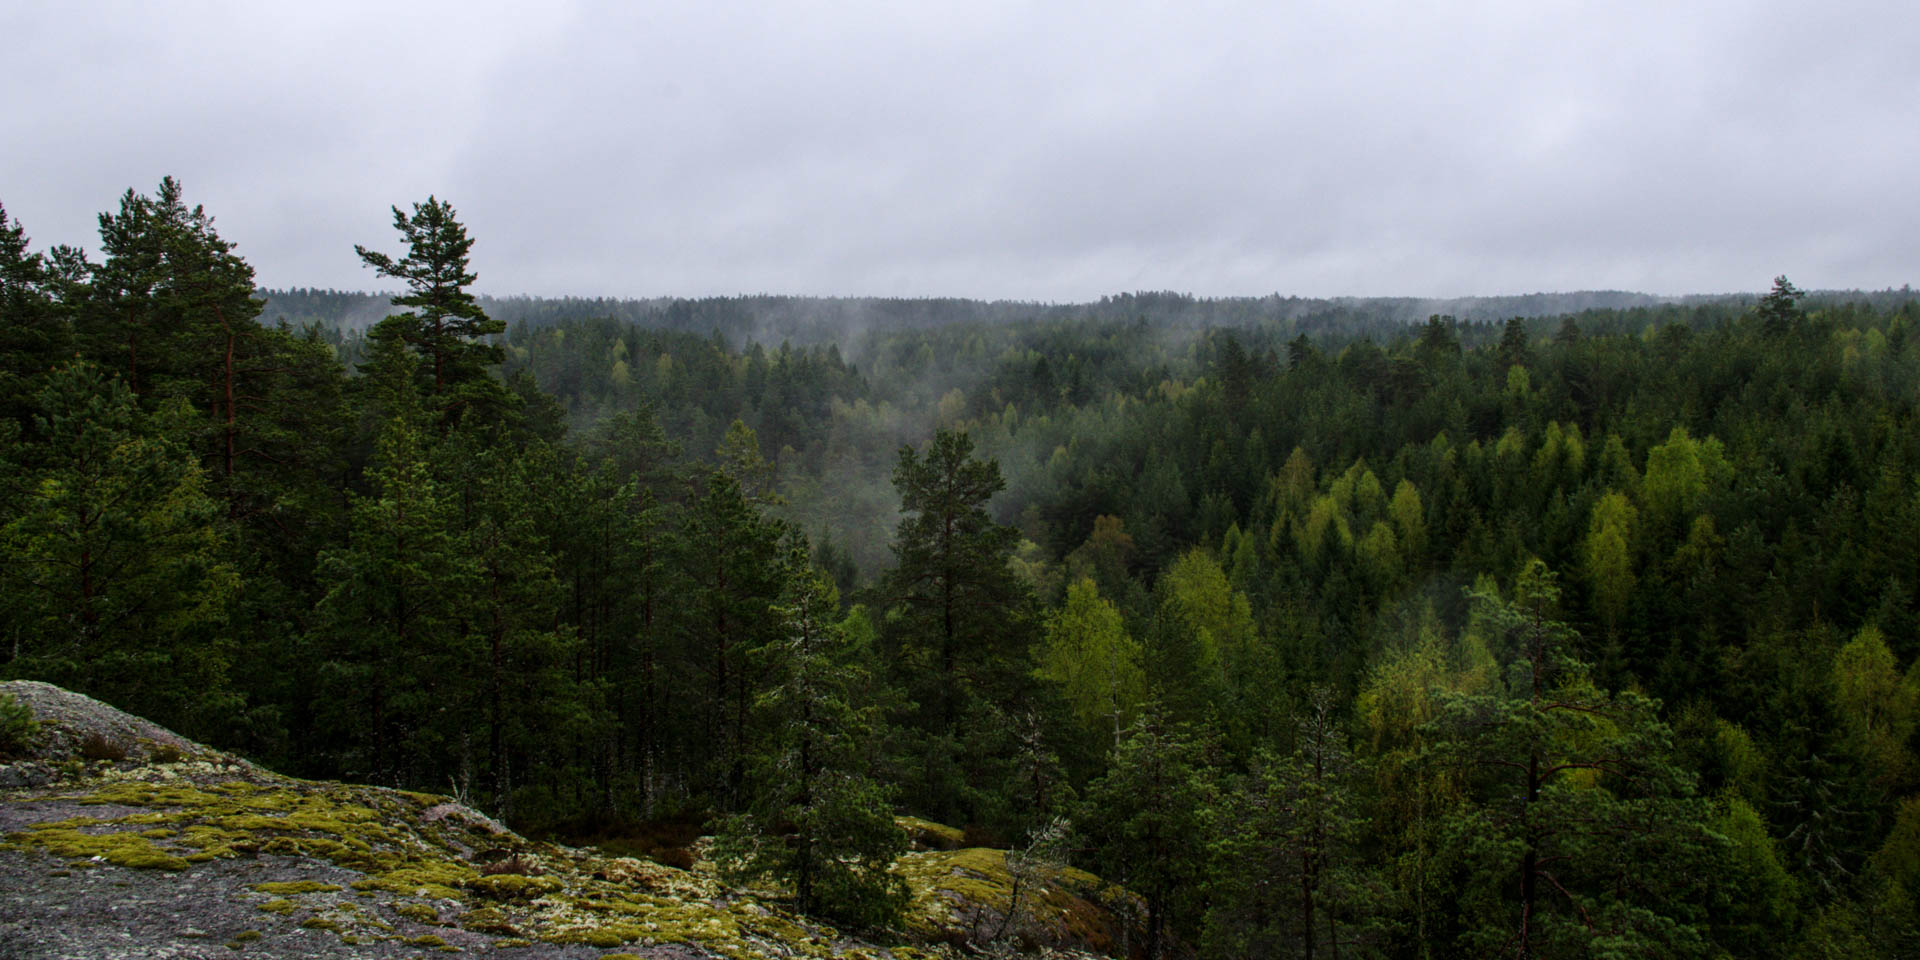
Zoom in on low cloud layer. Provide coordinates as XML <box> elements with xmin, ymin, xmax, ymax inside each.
<box><xmin>5</xmin><ymin>1</ymin><xmax>1915</xmax><ymax>300</ymax></box>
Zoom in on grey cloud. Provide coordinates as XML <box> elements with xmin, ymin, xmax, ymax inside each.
<box><xmin>4</xmin><ymin>0</ymin><xmax>1915</xmax><ymax>300</ymax></box>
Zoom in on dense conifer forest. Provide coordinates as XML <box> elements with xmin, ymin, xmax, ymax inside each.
<box><xmin>6</xmin><ymin>180</ymin><xmax>1920</xmax><ymax>956</ymax></box>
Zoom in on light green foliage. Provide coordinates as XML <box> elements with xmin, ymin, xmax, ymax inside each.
<box><xmin>1504</xmin><ymin>363</ymin><xmax>1531</xmax><ymax>402</ymax></box>
<box><xmin>1640</xmin><ymin>427</ymin><xmax>1731</xmax><ymax>532</ymax></box>
<box><xmin>1830</xmin><ymin>624</ymin><xmax>1919</xmax><ymax>784</ymax></box>
<box><xmin>1295</xmin><ymin>494</ymin><xmax>1349</xmax><ymax>566</ymax></box>
<box><xmin>1493</xmin><ymin>425</ymin><xmax>1527</xmax><ymax>462</ymax></box>
<box><xmin>1872</xmin><ymin>796</ymin><xmax>1920</xmax><ymax>891</ymax></box>
<box><xmin>1530</xmin><ymin>421</ymin><xmax>1586</xmax><ymax>494</ymax></box>
<box><xmin>1038</xmin><ymin>578</ymin><xmax>1146</xmax><ymax>744</ymax></box>
<box><xmin>1156</xmin><ymin>549</ymin><xmax>1257</xmax><ymax>699</ymax></box>
<box><xmin>1584</xmin><ymin>490</ymin><xmax>1637</xmax><ymax>631</ymax></box>
<box><xmin>1357</xmin><ymin>521</ymin><xmax>1402</xmax><ymax>588</ymax></box>
<box><xmin>1267</xmin><ymin>446</ymin><xmax>1315</xmax><ymax>522</ymax></box>
<box><xmin>1388</xmin><ymin>478</ymin><xmax>1426</xmax><ymax>562</ymax></box>
<box><xmin>1597</xmin><ymin>433</ymin><xmax>1638</xmax><ymax>492</ymax></box>
<box><xmin>1353</xmin><ymin>466</ymin><xmax>1386</xmax><ymax>523</ymax></box>
<box><xmin>1708</xmin><ymin>796</ymin><xmax>1799</xmax><ymax>951</ymax></box>
<box><xmin>715</xmin><ymin>419</ymin><xmax>781</xmax><ymax>505</ymax></box>
<box><xmin>1222</xmin><ymin>523</ymin><xmax>1259</xmax><ymax>594</ymax></box>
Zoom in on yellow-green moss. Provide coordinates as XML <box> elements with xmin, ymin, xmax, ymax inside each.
<box><xmin>894</xmin><ymin>816</ymin><xmax>965</xmax><ymax>849</ymax></box>
<box><xmin>456</xmin><ymin>906</ymin><xmax>523</xmax><ymax>936</ymax></box>
<box><xmin>300</xmin><ymin>916</ymin><xmax>342</xmax><ymax>932</ymax></box>
<box><xmin>893</xmin><ymin>845</ymin><xmax>1134</xmax><ymax>952</ymax></box>
<box><xmin>252</xmin><ymin>880</ymin><xmax>342</xmax><ymax>895</ymax></box>
<box><xmin>490</xmin><ymin>939</ymin><xmax>531</xmax><ymax>949</ymax></box>
<box><xmin>404</xmin><ymin>934</ymin><xmax>448</xmax><ymax>947</ymax></box>
<box><xmin>257</xmin><ymin>899</ymin><xmax>297</xmax><ymax>915</ymax></box>
<box><xmin>230</xmin><ymin>930</ymin><xmax>262</xmax><ymax>943</ymax></box>
<box><xmin>394</xmin><ymin>902</ymin><xmax>439</xmax><ymax>923</ymax></box>
<box><xmin>140</xmin><ymin>828</ymin><xmax>177</xmax><ymax>839</ymax></box>
<box><xmin>351</xmin><ymin>861</ymin><xmax>476</xmax><ymax>901</ymax></box>
<box><xmin>467</xmin><ymin>874</ymin><xmax>561</xmax><ymax>901</ymax></box>
<box><xmin>543</xmin><ymin>926</ymin><xmax>637</xmax><ymax>948</ymax></box>
<box><xmin>11</xmin><ymin>828</ymin><xmax>190</xmax><ymax>870</ymax></box>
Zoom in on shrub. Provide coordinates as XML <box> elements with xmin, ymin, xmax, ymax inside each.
<box><xmin>79</xmin><ymin>732</ymin><xmax>129</xmax><ymax>762</ymax></box>
<box><xmin>652</xmin><ymin>847</ymin><xmax>695</xmax><ymax>870</ymax></box>
<box><xmin>480</xmin><ymin>854</ymin><xmax>542</xmax><ymax>877</ymax></box>
<box><xmin>0</xmin><ymin>693</ymin><xmax>40</xmax><ymax>760</ymax></box>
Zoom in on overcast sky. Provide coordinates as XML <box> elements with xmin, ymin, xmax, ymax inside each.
<box><xmin>4</xmin><ymin>1</ymin><xmax>1916</xmax><ymax>301</ymax></box>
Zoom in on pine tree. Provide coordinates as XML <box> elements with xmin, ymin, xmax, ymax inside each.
<box><xmin>1426</xmin><ymin>562</ymin><xmax>1719</xmax><ymax>958</ymax></box>
<box><xmin>1757</xmin><ymin>275</ymin><xmax>1807</xmax><ymax>337</ymax></box>
<box><xmin>716</xmin><ymin>548</ymin><xmax>908</xmax><ymax>927</ymax></box>
<box><xmin>1081</xmin><ymin>705</ymin><xmax>1216</xmax><ymax>960</ymax></box>
<box><xmin>0</xmin><ymin>202</ymin><xmax>69</xmax><ymax>427</ymax></box>
<box><xmin>437</xmin><ymin>425</ymin><xmax>575</xmax><ymax>815</ymax></box>
<box><xmin>355</xmin><ymin>197</ymin><xmax>508</xmax><ymax>418</ymax></box>
<box><xmin>1208</xmin><ymin>687</ymin><xmax>1375</xmax><ymax>959</ymax></box>
<box><xmin>880</xmin><ymin>429</ymin><xmax>1037</xmax><ymax>820</ymax></box>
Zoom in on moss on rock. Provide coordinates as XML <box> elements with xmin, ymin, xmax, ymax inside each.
<box><xmin>252</xmin><ymin>880</ymin><xmax>341</xmax><ymax>895</ymax></box>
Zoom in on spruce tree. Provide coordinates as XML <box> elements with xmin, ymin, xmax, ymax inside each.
<box><xmin>313</xmin><ymin>399</ymin><xmax>478</xmax><ymax>786</ymax></box>
<box><xmin>0</xmin><ymin>362</ymin><xmax>238</xmax><ymax>736</ymax></box>
<box><xmin>0</xmin><ymin>202</ymin><xmax>68</xmax><ymax>428</ymax></box>
<box><xmin>683</xmin><ymin>471</ymin><xmax>788</xmax><ymax>804</ymax></box>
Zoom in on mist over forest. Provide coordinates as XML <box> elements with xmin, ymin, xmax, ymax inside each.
<box><xmin>260</xmin><ymin>286</ymin><xmax>1789</xmax><ymax>347</ymax></box>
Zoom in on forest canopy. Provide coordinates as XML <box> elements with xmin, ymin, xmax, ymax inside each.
<box><xmin>4</xmin><ymin>181</ymin><xmax>1920</xmax><ymax>957</ymax></box>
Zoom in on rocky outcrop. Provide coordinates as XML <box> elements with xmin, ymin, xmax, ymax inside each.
<box><xmin>0</xmin><ymin>681</ymin><xmax>1136</xmax><ymax>959</ymax></box>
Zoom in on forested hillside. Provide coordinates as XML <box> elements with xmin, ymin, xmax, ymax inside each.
<box><xmin>5</xmin><ymin>180</ymin><xmax>1920</xmax><ymax>957</ymax></box>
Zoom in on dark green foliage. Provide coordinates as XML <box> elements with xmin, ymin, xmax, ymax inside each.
<box><xmin>1081</xmin><ymin>706</ymin><xmax>1215</xmax><ymax>960</ymax></box>
<box><xmin>1424</xmin><ymin>564</ymin><xmax>1720</xmax><ymax>958</ymax></box>
<box><xmin>0</xmin><ymin>363</ymin><xmax>239</xmax><ymax>738</ymax></box>
<box><xmin>716</xmin><ymin>552</ymin><xmax>908</xmax><ymax>928</ymax></box>
<box><xmin>313</xmin><ymin>411</ymin><xmax>477</xmax><ymax>785</ymax></box>
<box><xmin>683</xmin><ymin>471</ymin><xmax>790</xmax><ymax>806</ymax></box>
<box><xmin>1207</xmin><ymin>687</ymin><xmax>1378</xmax><ymax>959</ymax></box>
<box><xmin>356</xmin><ymin>197</ymin><xmax>511</xmax><ymax>420</ymax></box>
<box><xmin>0</xmin><ymin>692</ymin><xmax>38</xmax><ymax>759</ymax></box>
<box><xmin>879</xmin><ymin>429</ymin><xmax>1039</xmax><ymax>825</ymax></box>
